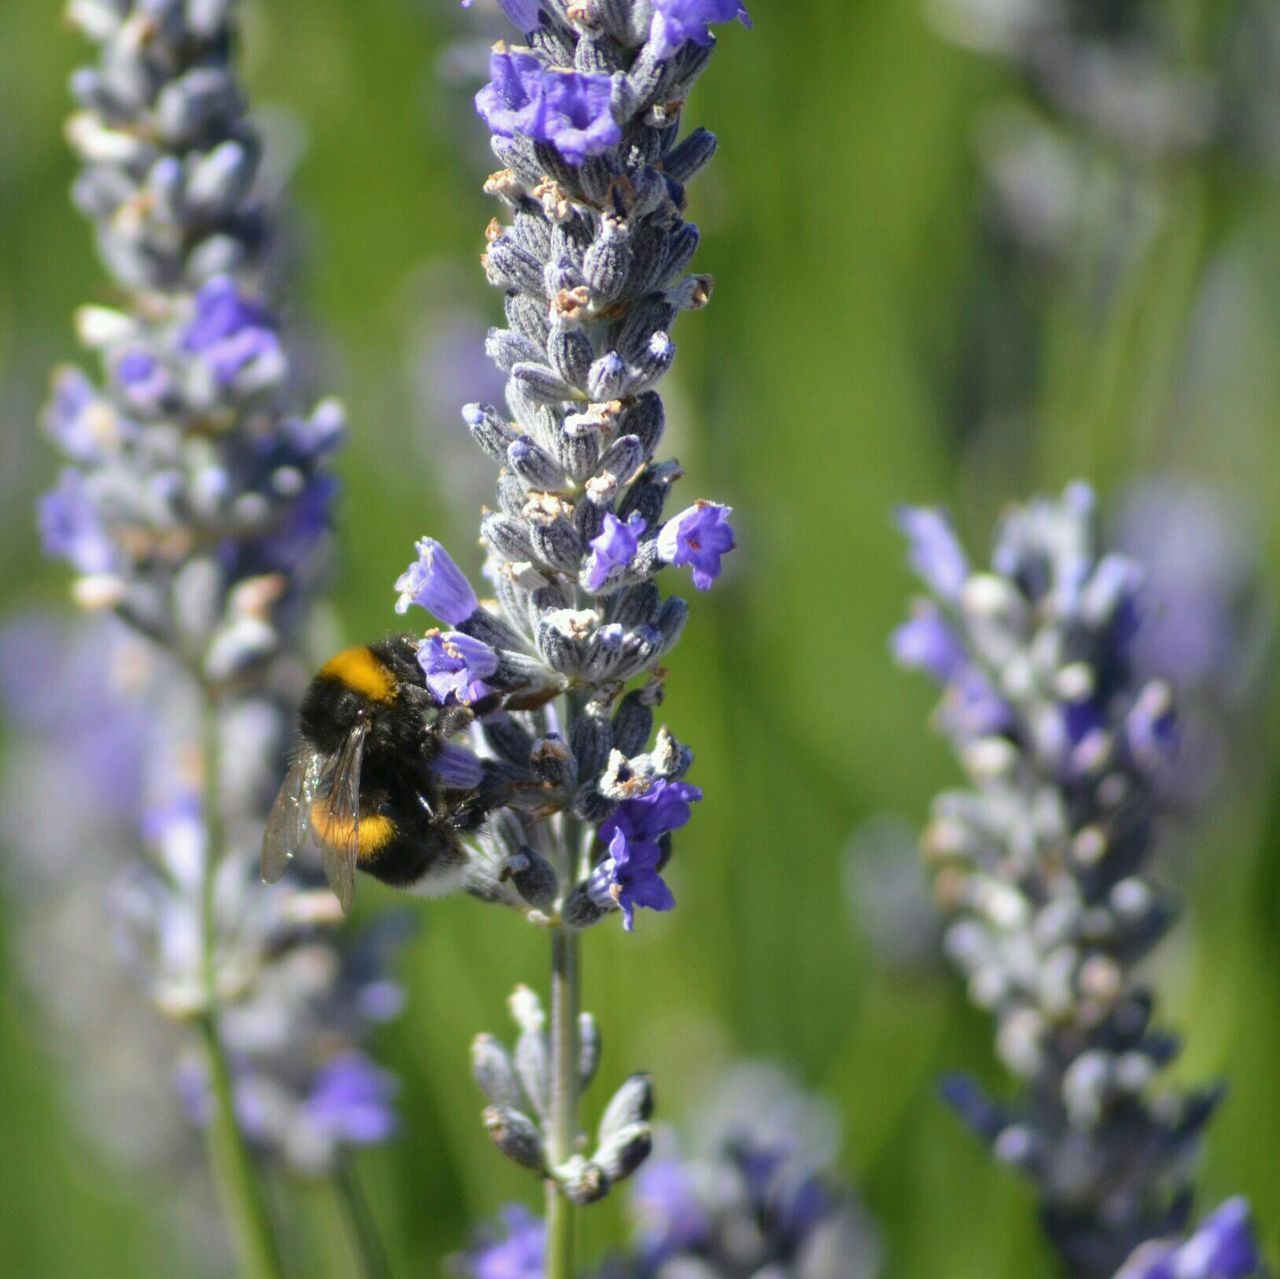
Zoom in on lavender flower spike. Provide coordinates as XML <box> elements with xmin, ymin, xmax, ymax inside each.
<box><xmin>434</xmin><ymin>1</ymin><xmax>748</xmax><ymax>1264</ymax></box>
<box><xmin>32</xmin><ymin>2</ymin><xmax>400</xmax><ymax>1271</ymax></box>
<box><xmin>896</xmin><ymin>485</ymin><xmax>1261</xmax><ymax>1277</ymax></box>
<box><xmin>1114</xmin><ymin>1199</ymin><xmax>1266</xmax><ymax>1279</ymax></box>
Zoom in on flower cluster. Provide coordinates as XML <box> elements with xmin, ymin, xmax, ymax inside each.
<box><xmin>39</xmin><ymin>0</ymin><xmax>342</xmax><ymax>679</ymax></box>
<box><xmin>895</xmin><ymin>484</ymin><xmax>1263</xmax><ymax>1278</ymax></box>
<box><xmin>392</xmin><ymin>0</ymin><xmax>744</xmax><ymax>935</ymax></box>
<box><xmin>0</xmin><ymin>612</ymin><xmax>407</xmax><ymax>1182</ymax></box>
<box><xmin>30</xmin><ymin>0</ymin><xmax>405</xmax><ymax>1224</ymax></box>
<box><xmin>1115</xmin><ymin>1199</ymin><xmax>1265</xmax><ymax>1279</ymax></box>
<box><xmin>470</xmin><ymin>987</ymin><xmax>654</xmax><ymax>1204</ymax></box>
<box><xmin>460</xmin><ymin>1064</ymin><xmax>881</xmax><ymax>1279</ymax></box>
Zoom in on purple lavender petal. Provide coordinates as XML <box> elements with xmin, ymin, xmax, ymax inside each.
<box><xmin>394</xmin><ymin>537</ymin><xmax>478</xmax><ymax>624</ymax></box>
<box><xmin>650</xmin><ymin>0</ymin><xmax>753</xmax><ymax>60</ymax></box>
<box><xmin>418</xmin><ymin>630</ymin><xmax>498</xmax><ymax>705</ymax></box>
<box><xmin>304</xmin><ymin>1052</ymin><xmax>399</xmax><ymax>1146</ymax></box>
<box><xmin>657</xmin><ymin>501</ymin><xmax>735</xmax><ymax>590</ymax></box>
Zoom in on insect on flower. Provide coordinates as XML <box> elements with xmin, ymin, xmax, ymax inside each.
<box><xmin>262</xmin><ymin>636</ymin><xmax>506</xmax><ymax>912</ymax></box>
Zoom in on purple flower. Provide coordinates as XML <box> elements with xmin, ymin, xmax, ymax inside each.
<box><xmin>591</xmin><ymin>828</ymin><xmax>675</xmax><ymax>930</ymax></box>
<box><xmin>114</xmin><ymin>348</ymin><xmax>171</xmax><ymax>412</ymax></box>
<box><xmin>891</xmin><ymin>601</ymin><xmax>967</xmax><ymax>683</ymax></box>
<box><xmin>600</xmin><ymin>778</ymin><xmax>702</xmax><ymax>848</ymax></box>
<box><xmin>461</xmin><ymin>0</ymin><xmax>544</xmax><ymax>31</ymax></box>
<box><xmin>394</xmin><ymin>537</ymin><xmax>478</xmax><ymax>624</ymax></box>
<box><xmin>475</xmin><ymin>50</ymin><xmax>620</xmax><ymax>165</ymax></box>
<box><xmin>182</xmin><ymin>276</ymin><xmax>282</xmax><ymax>388</ymax></box>
<box><xmin>1115</xmin><ymin>1198</ymin><xmax>1262</xmax><ymax>1279</ymax></box>
<box><xmin>475</xmin><ymin>47</ymin><xmax>546</xmax><ymax>140</ymax></box>
<box><xmin>533</xmin><ymin>69</ymin><xmax>621</xmax><ymax>165</ymax></box>
<box><xmin>464</xmin><ymin>1206</ymin><xmax>545</xmax><ymax>1279</ymax></box>
<box><xmin>590</xmin><ymin>780</ymin><xmax>701</xmax><ymax>929</ymax></box>
<box><xmin>43</xmin><ymin>366</ymin><xmax>135</xmax><ymax>463</ymax></box>
<box><xmin>896</xmin><ymin>505</ymin><xmax>969</xmax><ymax>601</ymax></box>
<box><xmin>304</xmin><ymin>1052</ymin><xmax>398</xmax><ymax>1146</ymax></box>
<box><xmin>649</xmin><ymin>0</ymin><xmax>753</xmax><ymax>60</ymax></box>
<box><xmin>585</xmin><ymin>511</ymin><xmax>647</xmax><ymax>591</ymax></box>
<box><xmin>37</xmin><ymin>468</ymin><xmax>119</xmax><ymax>575</ymax></box>
<box><xmin>418</xmin><ymin>630</ymin><xmax>498</xmax><ymax>705</ymax></box>
<box><xmin>632</xmin><ymin>1157</ymin><xmax>712</xmax><ymax>1258</ymax></box>
<box><xmin>432</xmin><ymin>742</ymin><xmax>486</xmax><ymax>790</ymax></box>
<box><xmin>657</xmin><ymin>501</ymin><xmax>735</xmax><ymax>590</ymax></box>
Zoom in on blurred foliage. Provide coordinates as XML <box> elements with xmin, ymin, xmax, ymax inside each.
<box><xmin>1</xmin><ymin>0</ymin><xmax>1278</xmax><ymax>1276</ymax></box>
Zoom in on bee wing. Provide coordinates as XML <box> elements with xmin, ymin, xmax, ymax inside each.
<box><xmin>261</xmin><ymin>754</ymin><xmax>320</xmax><ymax>884</ymax></box>
<box><xmin>314</xmin><ymin>718</ymin><xmax>368</xmax><ymax>915</ymax></box>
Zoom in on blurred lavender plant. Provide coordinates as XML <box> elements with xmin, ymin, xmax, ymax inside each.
<box><xmin>459</xmin><ymin>1065</ymin><xmax>880</xmax><ymax>1279</ymax></box>
<box><xmin>893</xmin><ymin>484</ymin><xmax>1267</xmax><ymax>1277</ymax></box>
<box><xmin>371</xmin><ymin>1</ymin><xmax>747</xmax><ymax>1272</ymax></box>
<box><xmin>926</xmin><ymin>0</ymin><xmax>1279</xmax><ymax>482</ymax></box>
<box><xmin>30</xmin><ymin>3</ymin><xmax>404</xmax><ymax>1274</ymax></box>
<box><xmin>1113</xmin><ymin>479</ymin><xmax>1272</xmax><ymax>814</ymax></box>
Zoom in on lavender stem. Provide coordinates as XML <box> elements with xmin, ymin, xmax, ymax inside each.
<box><xmin>199</xmin><ymin>691</ymin><xmax>286</xmax><ymax>1279</ymax></box>
<box><xmin>546</xmin><ymin>923</ymin><xmax>580</xmax><ymax>1279</ymax></box>
<box><xmin>334</xmin><ymin>1159</ymin><xmax>396</xmax><ymax>1279</ymax></box>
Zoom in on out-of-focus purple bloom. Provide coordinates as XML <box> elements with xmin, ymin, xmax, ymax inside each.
<box><xmin>896</xmin><ymin>505</ymin><xmax>969</xmax><ymax>600</ymax></box>
<box><xmin>419</xmin><ymin>630</ymin><xmax>499</xmax><ymax>705</ymax></box>
<box><xmin>892</xmin><ymin>600</ymin><xmax>967</xmax><ymax>681</ymax></box>
<box><xmin>657</xmin><ymin>501</ymin><xmax>735</xmax><ymax>590</ymax></box>
<box><xmin>897</xmin><ymin>485</ymin><xmax>1243</xmax><ymax>1277</ymax></box>
<box><xmin>395</xmin><ymin>537</ymin><xmax>478</xmax><ymax>624</ymax></box>
<box><xmin>37</xmin><ymin>468</ymin><xmax>119</xmax><ymax>575</ymax></box>
<box><xmin>1117</xmin><ymin>482</ymin><xmax>1255</xmax><ymax>689</ymax></box>
<box><xmin>625</xmin><ymin>1065</ymin><xmax>881</xmax><ymax>1277</ymax></box>
<box><xmin>304</xmin><ymin>1053</ymin><xmax>399</xmax><ymax>1146</ymax></box>
<box><xmin>462</xmin><ymin>1205</ymin><xmax>545</xmax><ymax>1279</ymax></box>
<box><xmin>1114</xmin><ymin>1198</ymin><xmax>1263</xmax><ymax>1279</ymax></box>
<box><xmin>632</xmin><ymin>1157</ymin><xmax>712</xmax><ymax>1256</ymax></box>
<box><xmin>586</xmin><ymin>512</ymin><xmax>648</xmax><ymax>591</ymax></box>
<box><xmin>649</xmin><ymin>0</ymin><xmax>753</xmax><ymax>60</ymax></box>
<box><xmin>182</xmin><ymin>277</ymin><xmax>282</xmax><ymax>388</ymax></box>
<box><xmin>114</xmin><ymin>348</ymin><xmax>171</xmax><ymax>411</ymax></box>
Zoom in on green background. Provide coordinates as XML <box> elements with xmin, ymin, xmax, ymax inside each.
<box><xmin>1</xmin><ymin>1</ymin><xmax>1278</xmax><ymax>1275</ymax></box>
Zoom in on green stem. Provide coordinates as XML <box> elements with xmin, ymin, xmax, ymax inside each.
<box><xmin>545</xmin><ymin>924</ymin><xmax>580</xmax><ymax>1279</ymax></box>
<box><xmin>200</xmin><ymin>692</ymin><xmax>288</xmax><ymax>1279</ymax></box>
<box><xmin>334</xmin><ymin>1160</ymin><xmax>396</xmax><ymax>1279</ymax></box>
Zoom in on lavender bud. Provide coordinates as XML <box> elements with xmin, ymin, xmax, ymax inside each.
<box><xmin>511</xmin><ymin>361</ymin><xmax>578</xmax><ymax>406</ymax></box>
<box><xmin>558</xmin><ymin>1156</ymin><xmax>610</xmax><ymax>1205</ymax></box>
<box><xmin>593</xmin><ymin>1122</ymin><xmax>652</xmax><ymax>1183</ymax></box>
<box><xmin>505</xmin><ymin>847</ymin><xmax>559</xmax><ymax>910</ymax></box>
<box><xmin>472</xmin><ymin>1034</ymin><xmax>523</xmax><ymax>1110</ymax></box>
<box><xmin>578</xmin><ymin>1012</ymin><xmax>602</xmax><ymax>1091</ymax></box>
<box><xmin>486</xmin><ymin>327</ymin><xmax>544</xmax><ymax>372</ymax></box>
<box><xmin>597</xmin><ymin>1072</ymin><xmax>654</xmax><ymax>1142</ymax></box>
<box><xmin>483</xmin><ymin>1105</ymin><xmax>546</xmax><ymax>1172</ymax></box>
<box><xmin>515</xmin><ymin>1024</ymin><xmax>551</xmax><ymax>1120</ymax></box>
<box><xmin>663</xmin><ymin>126</ymin><xmax>718</xmax><ymax>183</ymax></box>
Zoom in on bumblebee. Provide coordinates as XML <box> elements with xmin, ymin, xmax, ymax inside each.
<box><xmin>262</xmin><ymin>635</ymin><xmax>497</xmax><ymax>913</ymax></box>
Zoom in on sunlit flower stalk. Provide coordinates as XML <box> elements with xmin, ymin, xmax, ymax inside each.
<box><xmin>894</xmin><ymin>484</ymin><xmax>1267</xmax><ymax>1278</ymax></box>
<box><xmin>384</xmin><ymin>1</ymin><xmax>748</xmax><ymax>1272</ymax></box>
